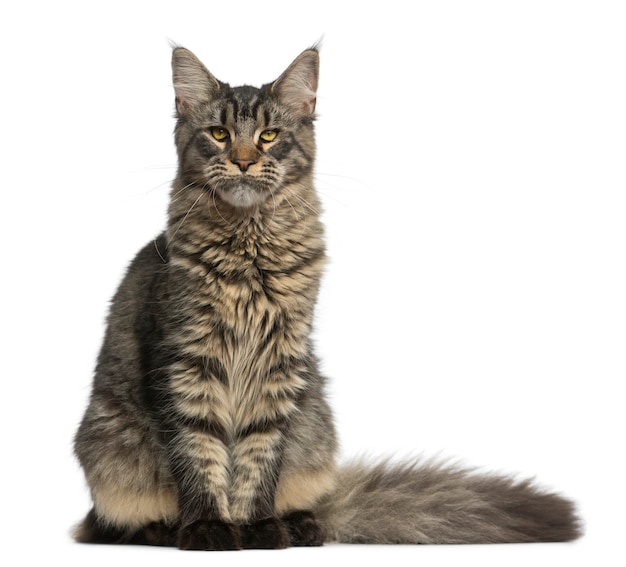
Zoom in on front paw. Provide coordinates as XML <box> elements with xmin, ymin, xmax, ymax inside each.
<box><xmin>178</xmin><ymin>519</ymin><xmax>241</xmax><ymax>551</ymax></box>
<box><xmin>241</xmin><ymin>517</ymin><xmax>290</xmax><ymax>549</ymax></box>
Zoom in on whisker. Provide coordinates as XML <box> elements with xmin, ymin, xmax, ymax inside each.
<box><xmin>167</xmin><ymin>190</ymin><xmax>206</xmax><ymax>246</ymax></box>
<box><xmin>169</xmin><ymin>181</ymin><xmax>198</xmax><ymax>204</ymax></box>
<box><xmin>153</xmin><ymin>238</ymin><xmax>167</xmax><ymax>263</ymax></box>
<box><xmin>208</xmin><ymin>183</ymin><xmax>229</xmax><ymax>224</ymax></box>
<box><xmin>149</xmin><ymin>179</ymin><xmax>176</xmax><ymax>194</ymax></box>
<box><xmin>315</xmin><ymin>170</ymin><xmax>371</xmax><ymax>189</ymax></box>
<box><xmin>284</xmin><ymin>185</ymin><xmax>319</xmax><ymax>215</ymax></box>
<box><xmin>281</xmin><ymin>189</ymin><xmax>300</xmax><ymax>222</ymax></box>
<box><xmin>129</xmin><ymin>164</ymin><xmax>178</xmax><ymax>173</ymax></box>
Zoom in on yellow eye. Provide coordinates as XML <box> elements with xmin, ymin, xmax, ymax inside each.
<box><xmin>259</xmin><ymin>129</ymin><xmax>278</xmax><ymax>143</ymax></box>
<box><xmin>211</xmin><ymin>127</ymin><xmax>230</xmax><ymax>141</ymax></box>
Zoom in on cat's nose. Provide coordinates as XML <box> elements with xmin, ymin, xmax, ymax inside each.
<box><xmin>231</xmin><ymin>158</ymin><xmax>256</xmax><ymax>172</ymax></box>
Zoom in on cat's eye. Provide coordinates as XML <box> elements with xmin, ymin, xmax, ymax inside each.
<box><xmin>211</xmin><ymin>127</ymin><xmax>230</xmax><ymax>141</ymax></box>
<box><xmin>259</xmin><ymin>129</ymin><xmax>278</xmax><ymax>143</ymax></box>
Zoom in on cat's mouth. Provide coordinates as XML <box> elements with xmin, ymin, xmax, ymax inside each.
<box><xmin>216</xmin><ymin>181</ymin><xmax>270</xmax><ymax>208</ymax></box>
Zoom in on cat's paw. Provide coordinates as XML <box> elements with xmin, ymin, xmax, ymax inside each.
<box><xmin>240</xmin><ymin>517</ymin><xmax>290</xmax><ymax>549</ymax></box>
<box><xmin>178</xmin><ymin>519</ymin><xmax>241</xmax><ymax>551</ymax></box>
<box><xmin>129</xmin><ymin>521</ymin><xmax>178</xmax><ymax>547</ymax></box>
<box><xmin>283</xmin><ymin>510</ymin><xmax>325</xmax><ymax>547</ymax></box>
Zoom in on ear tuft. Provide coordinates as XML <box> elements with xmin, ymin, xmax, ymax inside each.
<box><xmin>271</xmin><ymin>49</ymin><xmax>320</xmax><ymax>118</ymax></box>
<box><xmin>171</xmin><ymin>48</ymin><xmax>221</xmax><ymax>117</ymax></box>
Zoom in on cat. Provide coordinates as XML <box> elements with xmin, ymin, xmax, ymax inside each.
<box><xmin>73</xmin><ymin>45</ymin><xmax>582</xmax><ymax>550</ymax></box>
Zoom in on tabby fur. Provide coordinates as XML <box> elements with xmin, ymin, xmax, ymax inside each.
<box><xmin>73</xmin><ymin>46</ymin><xmax>581</xmax><ymax>550</ymax></box>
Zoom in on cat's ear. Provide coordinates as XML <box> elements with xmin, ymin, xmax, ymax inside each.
<box><xmin>172</xmin><ymin>48</ymin><xmax>221</xmax><ymax>117</ymax></box>
<box><xmin>271</xmin><ymin>49</ymin><xmax>319</xmax><ymax>118</ymax></box>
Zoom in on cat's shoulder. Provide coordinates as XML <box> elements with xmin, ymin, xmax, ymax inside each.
<box><xmin>110</xmin><ymin>233</ymin><xmax>169</xmax><ymax>305</ymax></box>
<box><xmin>124</xmin><ymin>233</ymin><xmax>169</xmax><ymax>276</ymax></box>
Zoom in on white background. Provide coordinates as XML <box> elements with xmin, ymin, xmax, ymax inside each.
<box><xmin>1</xmin><ymin>1</ymin><xmax>624</xmax><ymax>565</ymax></box>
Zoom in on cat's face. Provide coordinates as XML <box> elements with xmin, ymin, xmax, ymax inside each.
<box><xmin>172</xmin><ymin>48</ymin><xmax>319</xmax><ymax>209</ymax></box>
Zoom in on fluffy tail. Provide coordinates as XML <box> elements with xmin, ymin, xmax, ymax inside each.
<box><xmin>314</xmin><ymin>459</ymin><xmax>582</xmax><ymax>544</ymax></box>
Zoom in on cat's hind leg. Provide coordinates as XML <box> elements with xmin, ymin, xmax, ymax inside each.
<box><xmin>274</xmin><ymin>465</ymin><xmax>337</xmax><ymax>547</ymax></box>
<box><xmin>282</xmin><ymin>510</ymin><xmax>326</xmax><ymax>547</ymax></box>
<box><xmin>74</xmin><ymin>421</ymin><xmax>180</xmax><ymax>547</ymax></box>
<box><xmin>74</xmin><ymin>508</ymin><xmax>179</xmax><ymax>547</ymax></box>
<box><xmin>73</xmin><ymin>508</ymin><xmax>127</xmax><ymax>544</ymax></box>
<box><xmin>74</xmin><ymin>483</ymin><xmax>180</xmax><ymax>547</ymax></box>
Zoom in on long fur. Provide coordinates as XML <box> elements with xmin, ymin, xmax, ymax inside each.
<box><xmin>315</xmin><ymin>459</ymin><xmax>581</xmax><ymax>544</ymax></box>
<box><xmin>73</xmin><ymin>46</ymin><xmax>581</xmax><ymax>550</ymax></box>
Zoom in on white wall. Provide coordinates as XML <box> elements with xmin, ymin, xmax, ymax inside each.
<box><xmin>1</xmin><ymin>1</ymin><xmax>624</xmax><ymax>565</ymax></box>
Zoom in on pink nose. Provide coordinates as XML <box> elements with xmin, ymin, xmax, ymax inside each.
<box><xmin>232</xmin><ymin>158</ymin><xmax>256</xmax><ymax>172</ymax></box>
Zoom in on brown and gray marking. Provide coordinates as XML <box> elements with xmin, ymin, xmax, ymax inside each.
<box><xmin>73</xmin><ymin>46</ymin><xmax>581</xmax><ymax>550</ymax></box>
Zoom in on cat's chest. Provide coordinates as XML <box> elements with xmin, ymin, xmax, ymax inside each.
<box><xmin>168</xmin><ymin>246</ymin><xmax>312</xmax><ymax>423</ymax></box>
<box><xmin>171</xmin><ymin>245</ymin><xmax>316</xmax><ymax>352</ymax></box>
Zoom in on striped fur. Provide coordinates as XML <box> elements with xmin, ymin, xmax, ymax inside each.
<box><xmin>73</xmin><ymin>47</ymin><xmax>581</xmax><ymax>550</ymax></box>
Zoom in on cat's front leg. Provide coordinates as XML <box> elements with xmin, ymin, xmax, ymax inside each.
<box><xmin>163</xmin><ymin>359</ymin><xmax>242</xmax><ymax>551</ymax></box>
<box><xmin>167</xmin><ymin>426</ymin><xmax>242</xmax><ymax>551</ymax></box>
<box><xmin>229</xmin><ymin>357</ymin><xmax>325</xmax><ymax>549</ymax></box>
<box><xmin>231</xmin><ymin>433</ymin><xmax>326</xmax><ymax>548</ymax></box>
<box><xmin>230</xmin><ymin>424</ymin><xmax>291</xmax><ymax>549</ymax></box>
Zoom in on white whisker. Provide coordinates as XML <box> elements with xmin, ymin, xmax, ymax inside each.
<box><xmin>284</xmin><ymin>185</ymin><xmax>319</xmax><ymax>215</ymax></box>
<box><xmin>281</xmin><ymin>189</ymin><xmax>300</xmax><ymax>222</ymax></box>
<box><xmin>169</xmin><ymin>181</ymin><xmax>197</xmax><ymax>204</ymax></box>
<box><xmin>208</xmin><ymin>183</ymin><xmax>229</xmax><ymax>224</ymax></box>
<box><xmin>167</xmin><ymin>190</ymin><xmax>205</xmax><ymax>246</ymax></box>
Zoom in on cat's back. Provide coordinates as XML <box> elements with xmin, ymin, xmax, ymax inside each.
<box><xmin>75</xmin><ymin>234</ymin><xmax>171</xmax><ymax>474</ymax></box>
<box><xmin>109</xmin><ymin>234</ymin><xmax>169</xmax><ymax>320</ymax></box>
<box><xmin>90</xmin><ymin>234</ymin><xmax>170</xmax><ymax>393</ymax></box>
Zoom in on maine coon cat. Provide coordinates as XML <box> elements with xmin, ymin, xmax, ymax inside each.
<box><xmin>73</xmin><ymin>46</ymin><xmax>581</xmax><ymax>550</ymax></box>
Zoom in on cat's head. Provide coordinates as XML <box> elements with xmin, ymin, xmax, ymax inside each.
<box><xmin>171</xmin><ymin>47</ymin><xmax>319</xmax><ymax>210</ymax></box>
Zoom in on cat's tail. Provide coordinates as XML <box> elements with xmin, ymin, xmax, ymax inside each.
<box><xmin>314</xmin><ymin>458</ymin><xmax>582</xmax><ymax>544</ymax></box>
